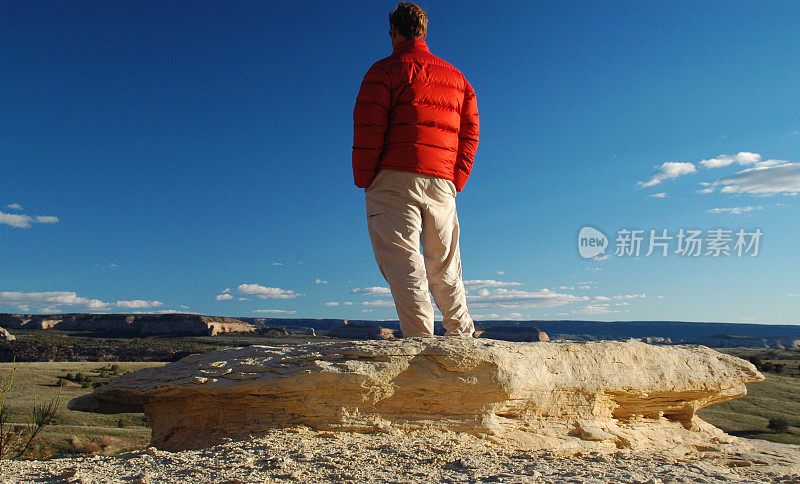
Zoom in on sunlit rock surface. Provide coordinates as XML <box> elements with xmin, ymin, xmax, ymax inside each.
<box><xmin>69</xmin><ymin>338</ymin><xmax>763</xmax><ymax>453</ymax></box>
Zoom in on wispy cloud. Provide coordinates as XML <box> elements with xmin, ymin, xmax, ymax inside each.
<box><xmin>351</xmin><ymin>286</ymin><xmax>391</xmax><ymax>295</ymax></box>
<box><xmin>572</xmin><ymin>304</ymin><xmax>618</xmax><ymax>315</ymax></box>
<box><xmin>0</xmin><ymin>291</ymin><xmax>161</xmax><ymax>312</ymax></box>
<box><xmin>315</xmin><ymin>279</ymin><xmax>328</xmax><ymax>284</ymax></box>
<box><xmin>471</xmin><ymin>312</ymin><xmax>526</xmax><ymax>320</ymax></box>
<box><xmin>237</xmin><ymin>283</ymin><xmax>304</xmax><ymax>299</ymax></box>
<box><xmin>253</xmin><ymin>309</ymin><xmax>297</xmax><ymax>314</ymax></box>
<box><xmin>648</xmin><ymin>192</ymin><xmax>668</xmax><ymax>198</ymax></box>
<box><xmin>711</xmin><ymin>162</ymin><xmax>800</xmax><ymax>195</ymax></box>
<box><xmin>706</xmin><ymin>206</ymin><xmax>764</xmax><ymax>215</ymax></box>
<box><xmin>0</xmin><ymin>210</ymin><xmax>59</xmax><ymax>228</ymax></box>
<box><xmin>463</xmin><ymin>279</ymin><xmax>522</xmax><ymax>289</ymax></box>
<box><xmin>638</xmin><ymin>162</ymin><xmax>696</xmax><ymax>187</ymax></box>
<box><xmin>699</xmin><ymin>152</ymin><xmax>762</xmax><ymax>169</ymax></box>
<box><xmin>324</xmin><ymin>302</ymin><xmax>339</xmax><ymax>306</ymax></box>
<box><xmin>216</xmin><ymin>294</ymin><xmax>234</xmax><ymax>300</ymax></box>
<box><xmin>114</xmin><ymin>300</ymin><xmax>163</xmax><ymax>309</ymax></box>
<box><xmin>466</xmin><ymin>288</ymin><xmax>588</xmax><ymax>309</ymax></box>
<box><xmin>6</xmin><ymin>203</ymin><xmax>22</xmax><ymax>210</ymax></box>
<box><xmin>362</xmin><ymin>300</ymin><xmax>394</xmax><ymax>307</ymax></box>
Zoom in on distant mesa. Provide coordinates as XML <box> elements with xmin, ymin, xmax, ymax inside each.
<box><xmin>475</xmin><ymin>325</ymin><xmax>549</xmax><ymax>342</ymax></box>
<box><xmin>328</xmin><ymin>320</ymin><xmax>399</xmax><ymax>340</ymax></box>
<box><xmin>70</xmin><ymin>338</ymin><xmax>763</xmax><ymax>454</ymax></box>
<box><xmin>0</xmin><ymin>313</ymin><xmax>254</xmax><ymax>336</ymax></box>
<box><xmin>0</xmin><ymin>326</ymin><xmax>15</xmax><ymax>341</ymax></box>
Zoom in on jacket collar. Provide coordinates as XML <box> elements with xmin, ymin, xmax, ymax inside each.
<box><xmin>392</xmin><ymin>38</ymin><xmax>429</xmax><ymax>55</ymax></box>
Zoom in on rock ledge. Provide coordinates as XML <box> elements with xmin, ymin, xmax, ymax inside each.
<box><xmin>70</xmin><ymin>338</ymin><xmax>762</xmax><ymax>453</ymax></box>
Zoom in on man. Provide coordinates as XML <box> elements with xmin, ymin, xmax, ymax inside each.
<box><xmin>352</xmin><ymin>2</ymin><xmax>479</xmax><ymax>337</ymax></box>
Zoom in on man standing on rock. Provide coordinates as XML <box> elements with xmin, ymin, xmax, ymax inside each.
<box><xmin>352</xmin><ymin>2</ymin><xmax>479</xmax><ymax>337</ymax></box>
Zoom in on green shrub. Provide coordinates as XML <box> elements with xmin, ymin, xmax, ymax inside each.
<box><xmin>767</xmin><ymin>417</ymin><xmax>789</xmax><ymax>433</ymax></box>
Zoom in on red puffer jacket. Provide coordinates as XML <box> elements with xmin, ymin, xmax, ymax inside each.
<box><xmin>352</xmin><ymin>39</ymin><xmax>479</xmax><ymax>192</ymax></box>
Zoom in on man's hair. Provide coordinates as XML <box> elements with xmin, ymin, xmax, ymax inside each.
<box><xmin>389</xmin><ymin>2</ymin><xmax>428</xmax><ymax>40</ymax></box>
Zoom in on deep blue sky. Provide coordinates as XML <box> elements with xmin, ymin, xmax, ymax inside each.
<box><xmin>2</xmin><ymin>1</ymin><xmax>799</xmax><ymax>324</ymax></box>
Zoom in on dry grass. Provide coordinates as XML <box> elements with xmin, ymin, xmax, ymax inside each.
<box><xmin>698</xmin><ymin>349</ymin><xmax>800</xmax><ymax>445</ymax></box>
<box><xmin>0</xmin><ymin>361</ymin><xmax>164</xmax><ymax>456</ymax></box>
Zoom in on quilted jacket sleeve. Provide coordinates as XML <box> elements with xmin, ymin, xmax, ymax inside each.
<box><xmin>454</xmin><ymin>80</ymin><xmax>479</xmax><ymax>192</ymax></box>
<box><xmin>352</xmin><ymin>63</ymin><xmax>391</xmax><ymax>188</ymax></box>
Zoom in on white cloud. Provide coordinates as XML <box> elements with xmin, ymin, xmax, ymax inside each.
<box><xmin>351</xmin><ymin>286</ymin><xmax>391</xmax><ymax>295</ymax></box>
<box><xmin>0</xmin><ymin>210</ymin><xmax>59</xmax><ymax>228</ymax></box>
<box><xmin>6</xmin><ymin>203</ymin><xmax>22</xmax><ymax>210</ymax></box>
<box><xmin>362</xmin><ymin>309</ymin><xmax>373</xmax><ymax>313</ymax></box>
<box><xmin>711</xmin><ymin>162</ymin><xmax>800</xmax><ymax>195</ymax></box>
<box><xmin>253</xmin><ymin>309</ymin><xmax>297</xmax><ymax>314</ymax></box>
<box><xmin>222</xmin><ymin>288</ymin><xmax>230</xmax><ymax>293</ymax></box>
<box><xmin>467</xmin><ymin>288</ymin><xmax>588</xmax><ymax>309</ymax></box>
<box><xmin>325</xmin><ymin>302</ymin><xmax>339</xmax><ymax>306</ymax></box>
<box><xmin>471</xmin><ymin>312</ymin><xmax>526</xmax><ymax>320</ymax></box>
<box><xmin>237</xmin><ymin>297</ymin><xmax>248</xmax><ymax>301</ymax></box>
<box><xmin>88</xmin><ymin>299</ymin><xmax>110</xmax><ymax>310</ymax></box>
<box><xmin>114</xmin><ymin>300</ymin><xmax>163</xmax><ymax>309</ymax></box>
<box><xmin>0</xmin><ymin>291</ymin><xmax>161</xmax><ymax>312</ymax></box>
<box><xmin>700</xmin><ymin>152</ymin><xmax>761</xmax><ymax>169</ymax></box>
<box><xmin>572</xmin><ymin>304</ymin><xmax>618</xmax><ymax>315</ymax></box>
<box><xmin>315</xmin><ymin>279</ymin><xmax>328</xmax><ymax>284</ymax></box>
<box><xmin>706</xmin><ymin>206</ymin><xmax>764</xmax><ymax>215</ymax></box>
<box><xmin>463</xmin><ymin>280</ymin><xmax>522</xmax><ymax>289</ymax></box>
<box><xmin>594</xmin><ymin>296</ymin><xmax>611</xmax><ymax>301</ymax></box>
<box><xmin>496</xmin><ymin>271</ymin><xmax>505</xmax><ymax>275</ymax></box>
<box><xmin>343</xmin><ymin>301</ymin><xmax>354</xmax><ymax>306</ymax></box>
<box><xmin>697</xmin><ymin>187</ymin><xmax>716</xmax><ymax>194</ymax></box>
<box><xmin>180</xmin><ymin>305</ymin><xmax>190</xmax><ymax>309</ymax></box>
<box><xmin>638</xmin><ymin>162</ymin><xmax>696</xmax><ymax>187</ymax></box>
<box><xmin>0</xmin><ymin>212</ymin><xmax>33</xmax><ymax>228</ymax></box>
<box><xmin>237</xmin><ymin>283</ymin><xmax>304</xmax><ymax>299</ymax></box>
<box><xmin>272</xmin><ymin>262</ymin><xmax>282</xmax><ymax>266</ymax></box>
<box><xmin>362</xmin><ymin>300</ymin><xmax>395</xmax><ymax>307</ymax></box>
<box><xmin>648</xmin><ymin>192</ymin><xmax>668</xmax><ymax>198</ymax></box>
<box><xmin>216</xmin><ymin>294</ymin><xmax>234</xmax><ymax>301</ymax></box>
<box><xmin>613</xmin><ymin>294</ymin><xmax>646</xmax><ymax>300</ymax></box>
<box><xmin>557</xmin><ymin>285</ymin><xmax>574</xmax><ymax>290</ymax></box>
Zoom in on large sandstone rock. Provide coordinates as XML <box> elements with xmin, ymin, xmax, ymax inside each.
<box><xmin>69</xmin><ymin>338</ymin><xmax>762</xmax><ymax>453</ymax></box>
<box><xmin>0</xmin><ymin>326</ymin><xmax>14</xmax><ymax>341</ymax></box>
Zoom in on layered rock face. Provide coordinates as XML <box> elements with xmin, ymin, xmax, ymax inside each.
<box><xmin>0</xmin><ymin>313</ymin><xmax>253</xmax><ymax>336</ymax></box>
<box><xmin>69</xmin><ymin>338</ymin><xmax>762</xmax><ymax>453</ymax></box>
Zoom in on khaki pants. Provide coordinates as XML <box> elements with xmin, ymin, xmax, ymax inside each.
<box><xmin>365</xmin><ymin>169</ymin><xmax>474</xmax><ymax>337</ymax></box>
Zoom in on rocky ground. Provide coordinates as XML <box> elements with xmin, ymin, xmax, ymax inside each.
<box><xmin>2</xmin><ymin>427</ymin><xmax>799</xmax><ymax>483</ymax></box>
